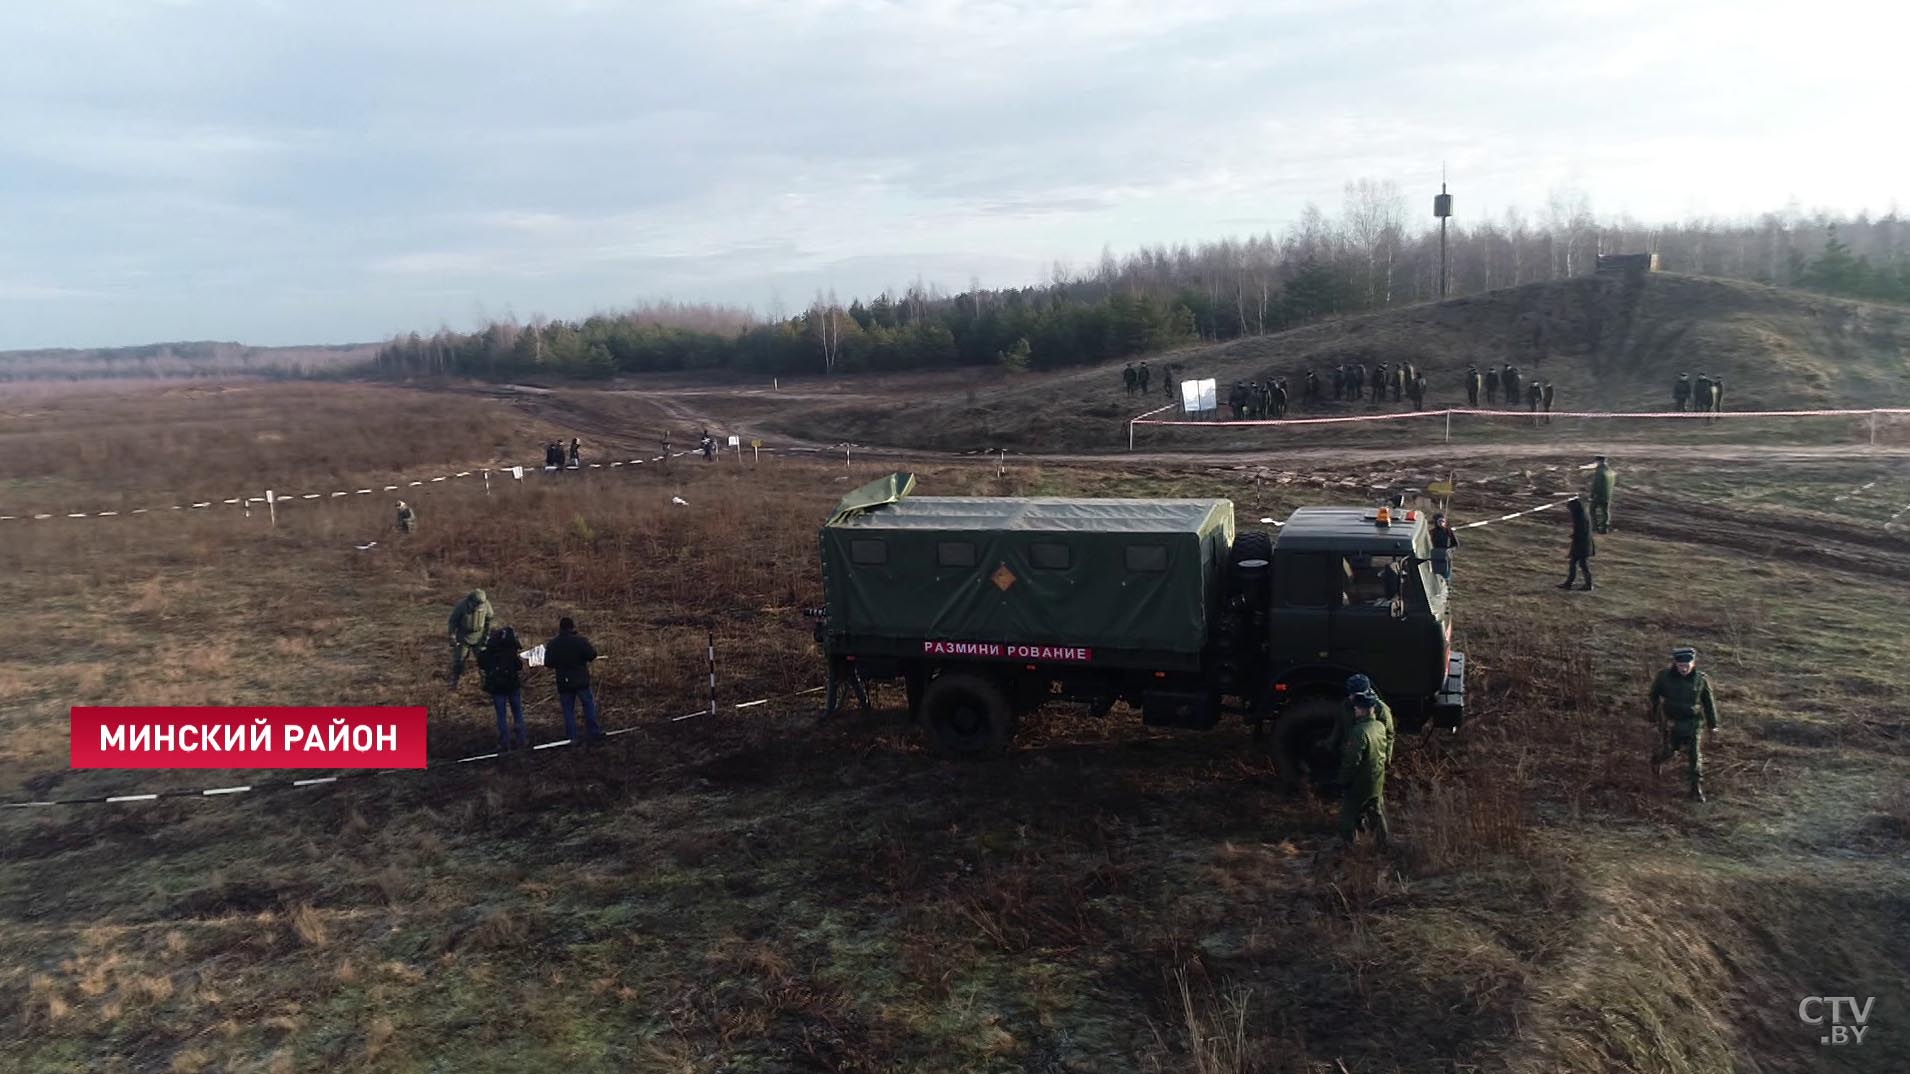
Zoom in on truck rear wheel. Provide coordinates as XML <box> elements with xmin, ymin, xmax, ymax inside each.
<box><xmin>1273</xmin><ymin>697</ymin><xmax>1342</xmax><ymax>792</ymax></box>
<box><xmin>921</xmin><ymin>673</ymin><xmax>1015</xmax><ymax>756</ymax></box>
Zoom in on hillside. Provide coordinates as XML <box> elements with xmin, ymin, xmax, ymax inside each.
<box><xmin>0</xmin><ymin>340</ymin><xmax>379</xmax><ymax>381</ymax></box>
<box><xmin>756</xmin><ymin>273</ymin><xmax>1910</xmax><ymax>452</ymax></box>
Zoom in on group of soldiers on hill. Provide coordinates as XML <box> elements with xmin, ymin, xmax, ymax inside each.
<box><xmin>1228</xmin><ymin>379</ymin><xmax>1292</xmax><ymax>419</ymax></box>
<box><xmin>1673</xmin><ymin>373</ymin><xmax>1726</xmax><ymax>416</ymax></box>
<box><xmin>1120</xmin><ymin>361</ymin><xmax>1153</xmax><ymax>396</ymax></box>
<box><xmin>1327</xmin><ymin>361</ymin><xmax>1431</xmax><ymax>410</ymax></box>
<box><xmin>1462</xmin><ymin>363</ymin><xmax>1558</xmax><ymax>420</ymax></box>
<box><xmin>1114</xmin><ymin>354</ymin><xmax>1748</xmax><ymax>427</ymax></box>
<box><xmin>1124</xmin><ymin>354</ymin><xmax>1589</xmax><ymax>418</ymax></box>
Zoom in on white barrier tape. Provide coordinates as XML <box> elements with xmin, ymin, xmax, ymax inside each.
<box><xmin>292</xmin><ymin>776</ymin><xmax>337</xmax><ymax>787</ymax></box>
<box><xmin>106</xmin><ymin>794</ymin><xmax>158</xmax><ymax>803</ymax></box>
<box><xmin>3</xmin><ymin>437</ymin><xmax>1047</xmax><ymax>528</ymax></box>
<box><xmin>202</xmin><ymin>785</ymin><xmax>250</xmax><ymax>796</ymax></box>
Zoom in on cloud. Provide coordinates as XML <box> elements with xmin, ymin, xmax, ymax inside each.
<box><xmin>0</xmin><ymin>0</ymin><xmax>1903</xmax><ymax>348</ymax></box>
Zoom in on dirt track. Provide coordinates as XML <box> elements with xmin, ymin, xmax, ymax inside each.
<box><xmin>497</xmin><ymin>383</ymin><xmax>1910</xmax><ymax>471</ymax></box>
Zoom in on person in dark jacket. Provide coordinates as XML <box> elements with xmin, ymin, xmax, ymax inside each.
<box><xmin>1559</xmin><ymin>497</ymin><xmax>1595</xmax><ymax>591</ymax></box>
<box><xmin>568</xmin><ymin>438</ymin><xmax>582</xmax><ymax>468</ymax></box>
<box><xmin>478</xmin><ymin>626</ymin><xmax>527</xmax><ymax>750</ymax></box>
<box><xmin>1430</xmin><ymin>512</ymin><xmax>1459</xmax><ymax>582</ymax></box>
<box><xmin>544</xmin><ymin>616</ymin><xmax>604</xmax><ymax>742</ymax></box>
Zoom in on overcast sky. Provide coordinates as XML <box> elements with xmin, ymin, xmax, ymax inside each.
<box><xmin>0</xmin><ymin>0</ymin><xmax>1901</xmax><ymax>350</ymax></box>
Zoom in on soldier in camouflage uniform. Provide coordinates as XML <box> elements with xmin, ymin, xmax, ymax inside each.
<box><xmin>447</xmin><ymin>588</ymin><xmax>494</xmax><ymax>689</ymax></box>
<box><xmin>1673</xmin><ymin>373</ymin><xmax>1691</xmax><ymax>411</ymax></box>
<box><xmin>395</xmin><ymin>500</ymin><xmax>416</xmax><ymax>534</ymax></box>
<box><xmin>1334</xmin><ymin>674</ymin><xmax>1396</xmax><ymax>758</ymax></box>
<box><xmin>1484</xmin><ymin>366</ymin><xmax>1500</xmax><ymax>405</ymax></box>
<box><xmin>1338</xmin><ymin>690</ymin><xmax>1391</xmax><ymax>846</ymax></box>
<box><xmin>1589</xmin><ymin>455</ymin><xmax>1616</xmax><ymax>533</ymax></box>
<box><xmin>1650</xmin><ymin>646</ymin><xmax>1721</xmax><ymax>800</ymax></box>
<box><xmin>1465</xmin><ymin>364</ymin><xmax>1480</xmax><ymax>407</ymax></box>
<box><xmin>1370</xmin><ymin>363</ymin><xmax>1387</xmax><ymax>405</ymax></box>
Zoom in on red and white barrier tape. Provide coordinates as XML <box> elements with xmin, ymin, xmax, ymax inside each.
<box><xmin>1135</xmin><ymin>405</ymin><xmax>1910</xmax><ymax>428</ymax></box>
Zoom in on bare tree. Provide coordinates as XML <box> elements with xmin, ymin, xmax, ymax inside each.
<box><xmin>809</xmin><ymin>289</ymin><xmax>843</xmax><ymax>375</ymax></box>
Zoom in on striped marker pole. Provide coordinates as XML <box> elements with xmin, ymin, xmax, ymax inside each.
<box><xmin>707</xmin><ymin>631</ymin><xmax>718</xmax><ymax>718</ymax></box>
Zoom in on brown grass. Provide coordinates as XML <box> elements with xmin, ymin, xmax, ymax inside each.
<box><xmin>1</xmin><ymin>382</ymin><xmax>1908</xmax><ymax>1073</ymax></box>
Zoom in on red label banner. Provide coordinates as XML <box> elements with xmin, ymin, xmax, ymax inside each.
<box><xmin>70</xmin><ymin>707</ymin><xmax>429</xmax><ymax>769</ymax></box>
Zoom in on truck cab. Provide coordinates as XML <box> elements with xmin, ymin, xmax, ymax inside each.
<box><xmin>1262</xmin><ymin>507</ymin><xmax>1457</xmax><ymax>732</ymax></box>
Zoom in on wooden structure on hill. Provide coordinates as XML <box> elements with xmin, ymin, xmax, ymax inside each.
<box><xmin>1595</xmin><ymin>252</ymin><xmax>1660</xmax><ymax>278</ymax></box>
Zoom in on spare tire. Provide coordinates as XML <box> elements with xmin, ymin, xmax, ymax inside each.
<box><xmin>920</xmin><ymin>673</ymin><xmax>1016</xmax><ymax>757</ymax></box>
<box><xmin>1231</xmin><ymin>529</ymin><xmax>1274</xmax><ymax>568</ymax></box>
<box><xmin>1272</xmin><ymin>696</ymin><xmax>1343</xmax><ymax>792</ymax></box>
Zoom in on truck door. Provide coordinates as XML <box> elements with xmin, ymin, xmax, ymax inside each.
<box><xmin>1330</xmin><ymin>553</ymin><xmax>1398</xmax><ymax>668</ymax></box>
<box><xmin>1270</xmin><ymin>551</ymin><xmax>1335</xmax><ymax>671</ymax></box>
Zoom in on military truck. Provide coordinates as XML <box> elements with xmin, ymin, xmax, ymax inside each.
<box><xmin>814</xmin><ymin>474</ymin><xmax>1463</xmax><ymax>778</ymax></box>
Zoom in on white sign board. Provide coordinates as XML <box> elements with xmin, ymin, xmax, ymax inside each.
<box><xmin>1180</xmin><ymin>380</ymin><xmax>1200</xmax><ymax>414</ymax></box>
<box><xmin>727</xmin><ymin>435</ymin><xmax>741</xmax><ymax>447</ymax></box>
<box><xmin>1196</xmin><ymin>378</ymin><xmax>1218</xmax><ymax>413</ymax></box>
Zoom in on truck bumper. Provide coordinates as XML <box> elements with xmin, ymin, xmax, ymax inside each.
<box><xmin>1430</xmin><ymin>651</ymin><xmax>1465</xmax><ymax>729</ymax></box>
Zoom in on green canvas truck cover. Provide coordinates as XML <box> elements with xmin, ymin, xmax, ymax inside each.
<box><xmin>821</xmin><ymin>475</ymin><xmax>1235</xmax><ymax>656</ymax></box>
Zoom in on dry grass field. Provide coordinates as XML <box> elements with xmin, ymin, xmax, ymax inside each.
<box><xmin>1</xmin><ymin>381</ymin><xmax>1906</xmax><ymax>1073</ymax></box>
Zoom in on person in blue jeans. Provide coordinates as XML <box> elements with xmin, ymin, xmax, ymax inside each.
<box><xmin>476</xmin><ymin>626</ymin><xmax>526</xmax><ymax>750</ymax></box>
<box><xmin>544</xmin><ymin>616</ymin><xmax>604</xmax><ymax>743</ymax></box>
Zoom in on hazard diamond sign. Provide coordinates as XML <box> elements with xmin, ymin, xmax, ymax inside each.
<box><xmin>991</xmin><ymin>564</ymin><xmax>1017</xmax><ymax>591</ymax></box>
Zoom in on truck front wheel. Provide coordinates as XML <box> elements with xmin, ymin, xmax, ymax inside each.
<box><xmin>921</xmin><ymin>673</ymin><xmax>1016</xmax><ymax>756</ymax></box>
<box><xmin>1273</xmin><ymin>697</ymin><xmax>1342</xmax><ymax>792</ymax></box>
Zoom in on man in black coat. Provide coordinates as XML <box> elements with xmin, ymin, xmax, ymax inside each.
<box><xmin>1559</xmin><ymin>498</ymin><xmax>1595</xmax><ymax>591</ymax></box>
<box><xmin>478</xmin><ymin>626</ymin><xmax>527</xmax><ymax>751</ymax></box>
<box><xmin>544</xmin><ymin>616</ymin><xmax>604</xmax><ymax>743</ymax></box>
